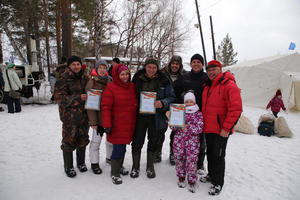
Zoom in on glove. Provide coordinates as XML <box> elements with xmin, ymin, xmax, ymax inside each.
<box><xmin>104</xmin><ymin>128</ymin><xmax>111</xmax><ymax>134</ymax></box>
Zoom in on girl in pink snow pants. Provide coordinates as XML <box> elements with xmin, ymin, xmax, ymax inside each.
<box><xmin>171</xmin><ymin>91</ymin><xmax>204</xmax><ymax>193</ymax></box>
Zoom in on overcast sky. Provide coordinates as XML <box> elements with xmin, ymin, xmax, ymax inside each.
<box><xmin>180</xmin><ymin>0</ymin><xmax>300</xmax><ymax>64</ymax></box>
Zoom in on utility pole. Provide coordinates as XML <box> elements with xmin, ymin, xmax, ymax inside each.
<box><xmin>195</xmin><ymin>0</ymin><xmax>207</xmax><ymax>66</ymax></box>
<box><xmin>210</xmin><ymin>16</ymin><xmax>216</xmax><ymax>60</ymax></box>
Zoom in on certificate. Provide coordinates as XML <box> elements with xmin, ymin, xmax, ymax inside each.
<box><xmin>169</xmin><ymin>104</ymin><xmax>185</xmax><ymax>127</ymax></box>
<box><xmin>85</xmin><ymin>89</ymin><xmax>102</xmax><ymax>110</ymax></box>
<box><xmin>139</xmin><ymin>91</ymin><xmax>156</xmax><ymax>114</ymax></box>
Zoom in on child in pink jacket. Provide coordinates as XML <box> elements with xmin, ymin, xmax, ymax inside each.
<box><xmin>266</xmin><ymin>89</ymin><xmax>286</xmax><ymax>118</ymax></box>
<box><xmin>171</xmin><ymin>91</ymin><xmax>204</xmax><ymax>193</ymax></box>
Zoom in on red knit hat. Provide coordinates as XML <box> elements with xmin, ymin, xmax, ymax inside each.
<box><xmin>206</xmin><ymin>60</ymin><xmax>222</xmax><ymax>69</ymax></box>
<box><xmin>275</xmin><ymin>89</ymin><xmax>282</xmax><ymax>97</ymax></box>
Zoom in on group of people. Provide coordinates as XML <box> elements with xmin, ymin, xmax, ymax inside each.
<box><xmin>54</xmin><ymin>53</ymin><xmax>243</xmax><ymax>195</ymax></box>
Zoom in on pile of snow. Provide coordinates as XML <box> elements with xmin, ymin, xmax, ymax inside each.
<box><xmin>0</xmin><ymin>104</ymin><xmax>300</xmax><ymax>200</ymax></box>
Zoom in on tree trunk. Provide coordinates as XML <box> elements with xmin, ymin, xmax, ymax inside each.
<box><xmin>56</xmin><ymin>0</ymin><xmax>62</xmax><ymax>63</ymax></box>
<box><xmin>61</xmin><ymin>0</ymin><xmax>72</xmax><ymax>59</ymax></box>
<box><xmin>0</xmin><ymin>31</ymin><xmax>3</xmax><ymax>64</ymax></box>
<box><xmin>94</xmin><ymin>0</ymin><xmax>104</xmax><ymax>59</ymax></box>
<box><xmin>43</xmin><ymin>0</ymin><xmax>51</xmax><ymax>75</ymax></box>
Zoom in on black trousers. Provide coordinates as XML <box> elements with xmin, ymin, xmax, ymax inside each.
<box><xmin>206</xmin><ymin>133</ymin><xmax>229</xmax><ymax>187</ymax></box>
<box><xmin>272</xmin><ymin>111</ymin><xmax>278</xmax><ymax>118</ymax></box>
<box><xmin>132</xmin><ymin>115</ymin><xmax>158</xmax><ymax>154</ymax></box>
<box><xmin>197</xmin><ymin>133</ymin><xmax>206</xmax><ymax>170</ymax></box>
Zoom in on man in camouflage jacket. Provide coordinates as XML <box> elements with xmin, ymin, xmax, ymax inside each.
<box><xmin>54</xmin><ymin>55</ymin><xmax>89</xmax><ymax>178</ymax></box>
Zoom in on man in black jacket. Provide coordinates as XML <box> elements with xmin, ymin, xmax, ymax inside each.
<box><xmin>173</xmin><ymin>53</ymin><xmax>208</xmax><ymax>174</ymax></box>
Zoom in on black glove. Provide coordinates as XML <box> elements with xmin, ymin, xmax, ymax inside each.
<box><xmin>104</xmin><ymin>128</ymin><xmax>111</xmax><ymax>134</ymax></box>
<box><xmin>96</xmin><ymin>126</ymin><xmax>105</xmax><ymax>136</ymax></box>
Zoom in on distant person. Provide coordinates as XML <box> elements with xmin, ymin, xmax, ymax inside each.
<box><xmin>173</xmin><ymin>53</ymin><xmax>208</xmax><ymax>174</ymax></box>
<box><xmin>101</xmin><ymin>64</ymin><xmax>137</xmax><ymax>184</ymax></box>
<box><xmin>130</xmin><ymin>58</ymin><xmax>175</xmax><ymax>179</ymax></box>
<box><xmin>3</xmin><ymin>63</ymin><xmax>22</xmax><ymax>113</ymax></box>
<box><xmin>200</xmin><ymin>60</ymin><xmax>242</xmax><ymax>195</ymax></box>
<box><xmin>156</xmin><ymin>55</ymin><xmax>186</xmax><ymax>165</ymax></box>
<box><xmin>108</xmin><ymin>57</ymin><xmax>120</xmax><ymax>77</ymax></box>
<box><xmin>170</xmin><ymin>91</ymin><xmax>204</xmax><ymax>193</ymax></box>
<box><xmin>54</xmin><ymin>56</ymin><xmax>89</xmax><ymax>178</ymax></box>
<box><xmin>266</xmin><ymin>89</ymin><xmax>286</xmax><ymax>118</ymax></box>
<box><xmin>48</xmin><ymin>70</ymin><xmax>56</xmax><ymax>101</ymax></box>
<box><xmin>85</xmin><ymin>59</ymin><xmax>112</xmax><ymax>175</ymax></box>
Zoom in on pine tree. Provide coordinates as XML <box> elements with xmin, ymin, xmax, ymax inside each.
<box><xmin>216</xmin><ymin>33</ymin><xmax>238</xmax><ymax>67</ymax></box>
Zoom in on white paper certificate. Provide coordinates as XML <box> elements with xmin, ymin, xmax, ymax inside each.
<box><xmin>139</xmin><ymin>91</ymin><xmax>156</xmax><ymax>114</ymax></box>
<box><xmin>169</xmin><ymin>104</ymin><xmax>185</xmax><ymax>127</ymax></box>
<box><xmin>85</xmin><ymin>89</ymin><xmax>102</xmax><ymax>110</ymax></box>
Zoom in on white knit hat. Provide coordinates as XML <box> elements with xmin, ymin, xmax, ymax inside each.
<box><xmin>184</xmin><ymin>92</ymin><xmax>196</xmax><ymax>103</ymax></box>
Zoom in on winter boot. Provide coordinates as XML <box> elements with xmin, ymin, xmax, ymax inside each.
<box><xmin>199</xmin><ymin>174</ymin><xmax>211</xmax><ymax>183</ymax></box>
<box><xmin>208</xmin><ymin>184</ymin><xmax>222</xmax><ymax>195</ymax></box>
<box><xmin>188</xmin><ymin>182</ymin><xmax>197</xmax><ymax>193</ymax></box>
<box><xmin>120</xmin><ymin>156</ymin><xmax>129</xmax><ymax>176</ymax></box>
<box><xmin>63</xmin><ymin>151</ymin><xmax>76</xmax><ymax>178</ymax></box>
<box><xmin>146</xmin><ymin>151</ymin><xmax>156</xmax><ymax>179</ymax></box>
<box><xmin>111</xmin><ymin>159</ymin><xmax>122</xmax><ymax>185</ymax></box>
<box><xmin>169</xmin><ymin>152</ymin><xmax>175</xmax><ymax>166</ymax></box>
<box><xmin>76</xmin><ymin>147</ymin><xmax>87</xmax><ymax>172</ymax></box>
<box><xmin>154</xmin><ymin>151</ymin><xmax>162</xmax><ymax>163</ymax></box>
<box><xmin>91</xmin><ymin>163</ymin><xmax>102</xmax><ymax>174</ymax></box>
<box><xmin>177</xmin><ymin>177</ymin><xmax>186</xmax><ymax>188</ymax></box>
<box><xmin>130</xmin><ymin>151</ymin><xmax>141</xmax><ymax>178</ymax></box>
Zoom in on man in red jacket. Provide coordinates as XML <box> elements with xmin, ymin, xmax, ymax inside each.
<box><xmin>201</xmin><ymin>60</ymin><xmax>242</xmax><ymax>195</ymax></box>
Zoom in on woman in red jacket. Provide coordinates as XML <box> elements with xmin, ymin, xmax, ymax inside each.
<box><xmin>101</xmin><ymin>64</ymin><xmax>137</xmax><ymax>185</ymax></box>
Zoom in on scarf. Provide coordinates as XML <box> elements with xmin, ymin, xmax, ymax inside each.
<box><xmin>185</xmin><ymin>104</ymin><xmax>199</xmax><ymax>113</ymax></box>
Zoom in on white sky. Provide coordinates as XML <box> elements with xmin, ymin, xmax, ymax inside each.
<box><xmin>2</xmin><ymin>0</ymin><xmax>300</xmax><ymax>65</ymax></box>
<box><xmin>180</xmin><ymin>0</ymin><xmax>300</xmax><ymax>64</ymax></box>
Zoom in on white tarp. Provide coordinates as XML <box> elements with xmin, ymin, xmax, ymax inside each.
<box><xmin>226</xmin><ymin>53</ymin><xmax>300</xmax><ymax>111</ymax></box>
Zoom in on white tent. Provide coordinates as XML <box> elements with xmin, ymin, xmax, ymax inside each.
<box><xmin>226</xmin><ymin>53</ymin><xmax>300</xmax><ymax>111</ymax></box>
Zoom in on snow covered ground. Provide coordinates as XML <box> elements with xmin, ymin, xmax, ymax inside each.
<box><xmin>0</xmin><ymin>99</ymin><xmax>300</xmax><ymax>200</ymax></box>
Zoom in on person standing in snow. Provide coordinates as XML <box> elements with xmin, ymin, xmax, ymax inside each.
<box><xmin>101</xmin><ymin>64</ymin><xmax>137</xmax><ymax>184</ymax></box>
<box><xmin>155</xmin><ymin>55</ymin><xmax>186</xmax><ymax>165</ymax></box>
<box><xmin>200</xmin><ymin>60</ymin><xmax>242</xmax><ymax>195</ymax></box>
<box><xmin>85</xmin><ymin>59</ymin><xmax>112</xmax><ymax>175</ymax></box>
<box><xmin>170</xmin><ymin>91</ymin><xmax>204</xmax><ymax>193</ymax></box>
<box><xmin>130</xmin><ymin>58</ymin><xmax>175</xmax><ymax>179</ymax></box>
<box><xmin>54</xmin><ymin>56</ymin><xmax>89</xmax><ymax>178</ymax></box>
<box><xmin>173</xmin><ymin>54</ymin><xmax>208</xmax><ymax>174</ymax></box>
<box><xmin>266</xmin><ymin>89</ymin><xmax>286</xmax><ymax>118</ymax></box>
<box><xmin>3</xmin><ymin>63</ymin><xmax>23</xmax><ymax>113</ymax></box>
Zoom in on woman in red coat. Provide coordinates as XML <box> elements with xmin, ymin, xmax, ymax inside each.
<box><xmin>101</xmin><ymin>64</ymin><xmax>137</xmax><ymax>185</ymax></box>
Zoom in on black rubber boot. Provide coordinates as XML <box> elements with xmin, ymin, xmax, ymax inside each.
<box><xmin>154</xmin><ymin>151</ymin><xmax>162</xmax><ymax>163</ymax></box>
<box><xmin>91</xmin><ymin>163</ymin><xmax>102</xmax><ymax>174</ymax></box>
<box><xmin>63</xmin><ymin>151</ymin><xmax>76</xmax><ymax>178</ymax></box>
<box><xmin>146</xmin><ymin>151</ymin><xmax>156</xmax><ymax>179</ymax></box>
<box><xmin>130</xmin><ymin>151</ymin><xmax>141</xmax><ymax>178</ymax></box>
<box><xmin>76</xmin><ymin>147</ymin><xmax>87</xmax><ymax>172</ymax></box>
<box><xmin>120</xmin><ymin>156</ymin><xmax>129</xmax><ymax>176</ymax></box>
<box><xmin>111</xmin><ymin>159</ymin><xmax>122</xmax><ymax>184</ymax></box>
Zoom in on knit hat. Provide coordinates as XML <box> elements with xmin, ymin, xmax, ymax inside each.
<box><xmin>190</xmin><ymin>54</ymin><xmax>204</xmax><ymax>64</ymax></box>
<box><xmin>170</xmin><ymin>55</ymin><xmax>182</xmax><ymax>64</ymax></box>
<box><xmin>95</xmin><ymin>59</ymin><xmax>108</xmax><ymax>69</ymax></box>
<box><xmin>117</xmin><ymin>65</ymin><xmax>129</xmax><ymax>74</ymax></box>
<box><xmin>6</xmin><ymin>63</ymin><xmax>16</xmax><ymax>69</ymax></box>
<box><xmin>206</xmin><ymin>60</ymin><xmax>222</xmax><ymax>69</ymax></box>
<box><xmin>67</xmin><ymin>56</ymin><xmax>82</xmax><ymax>67</ymax></box>
<box><xmin>275</xmin><ymin>89</ymin><xmax>282</xmax><ymax>97</ymax></box>
<box><xmin>144</xmin><ymin>57</ymin><xmax>160</xmax><ymax>68</ymax></box>
<box><xmin>184</xmin><ymin>91</ymin><xmax>196</xmax><ymax>103</ymax></box>
<box><xmin>112</xmin><ymin>57</ymin><xmax>120</xmax><ymax>64</ymax></box>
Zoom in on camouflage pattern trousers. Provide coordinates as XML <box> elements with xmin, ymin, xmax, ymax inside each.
<box><xmin>61</xmin><ymin>123</ymin><xmax>90</xmax><ymax>152</ymax></box>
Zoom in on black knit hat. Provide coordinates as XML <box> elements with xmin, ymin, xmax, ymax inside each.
<box><xmin>190</xmin><ymin>54</ymin><xmax>204</xmax><ymax>64</ymax></box>
<box><xmin>67</xmin><ymin>55</ymin><xmax>82</xmax><ymax>67</ymax></box>
<box><xmin>144</xmin><ymin>57</ymin><xmax>160</xmax><ymax>68</ymax></box>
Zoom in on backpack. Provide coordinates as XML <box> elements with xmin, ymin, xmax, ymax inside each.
<box><xmin>258</xmin><ymin>121</ymin><xmax>275</xmax><ymax>137</ymax></box>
